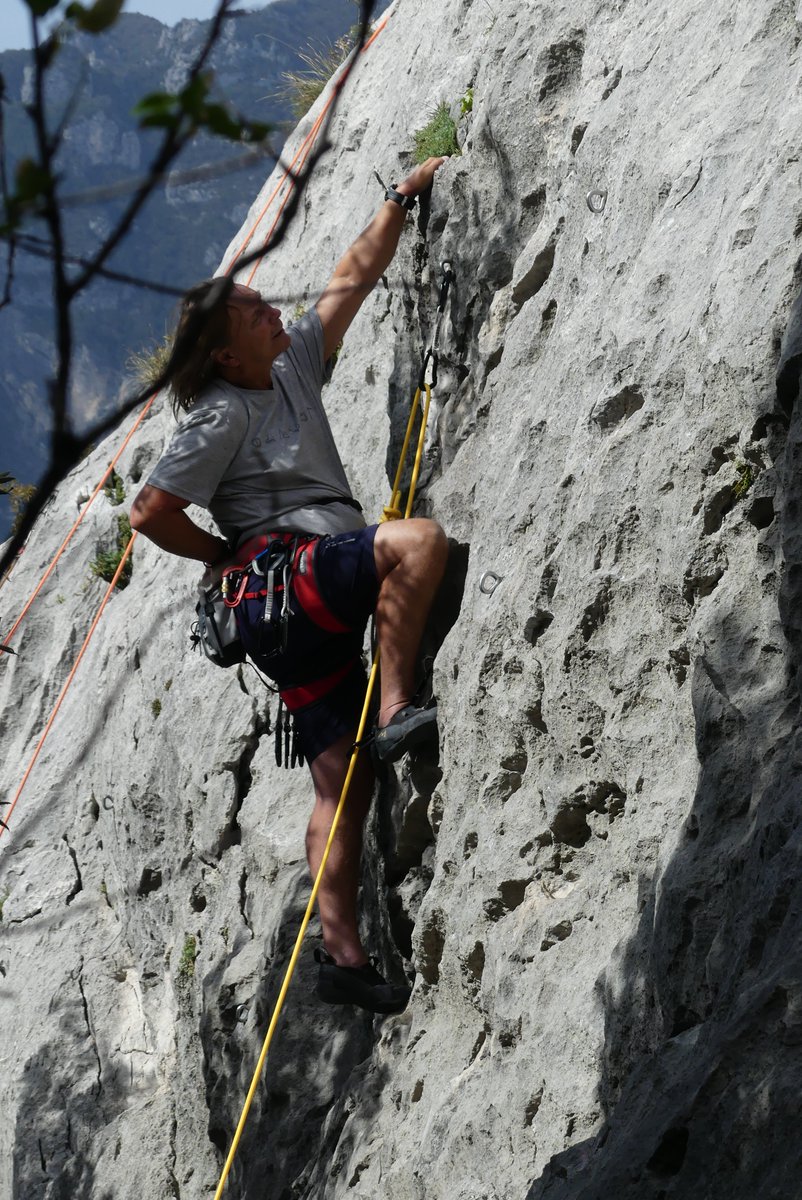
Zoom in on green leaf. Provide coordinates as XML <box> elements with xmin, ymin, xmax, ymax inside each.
<box><xmin>65</xmin><ymin>0</ymin><xmax>124</xmax><ymax>33</ymax></box>
<box><xmin>179</xmin><ymin>74</ymin><xmax>212</xmax><ymax>119</ymax></box>
<box><xmin>202</xmin><ymin>104</ymin><xmax>242</xmax><ymax>140</ymax></box>
<box><xmin>133</xmin><ymin>91</ymin><xmax>182</xmax><ymax>131</ymax></box>
<box><xmin>134</xmin><ymin>91</ymin><xmax>177</xmax><ymax>118</ymax></box>
<box><xmin>14</xmin><ymin>158</ymin><xmax>52</xmax><ymax>203</ymax></box>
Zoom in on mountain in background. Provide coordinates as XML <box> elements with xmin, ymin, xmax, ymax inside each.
<box><xmin>0</xmin><ymin>0</ymin><xmax>385</xmax><ymax>540</ymax></box>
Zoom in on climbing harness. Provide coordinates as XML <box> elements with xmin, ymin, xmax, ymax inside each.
<box><xmin>210</xmin><ymin>261</ymin><xmax>456</xmax><ymax>1200</ymax></box>
<box><xmin>197</xmin><ymin>532</ymin><xmax>350</xmax><ymax>658</ymax></box>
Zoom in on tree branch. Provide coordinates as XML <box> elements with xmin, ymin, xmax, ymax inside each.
<box><xmin>66</xmin><ymin>0</ymin><xmax>236</xmax><ymax>299</ymax></box>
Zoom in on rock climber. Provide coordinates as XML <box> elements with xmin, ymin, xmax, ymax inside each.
<box><xmin>130</xmin><ymin>156</ymin><xmax>448</xmax><ymax>1015</ymax></box>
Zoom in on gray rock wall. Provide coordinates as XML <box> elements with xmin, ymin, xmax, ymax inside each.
<box><xmin>2</xmin><ymin>1</ymin><xmax>802</xmax><ymax>1197</ymax></box>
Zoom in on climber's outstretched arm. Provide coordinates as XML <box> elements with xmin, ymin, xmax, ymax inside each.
<box><xmin>315</xmin><ymin>156</ymin><xmax>446</xmax><ymax>360</ymax></box>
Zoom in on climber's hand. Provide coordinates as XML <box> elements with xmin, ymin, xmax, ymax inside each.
<box><xmin>396</xmin><ymin>156</ymin><xmax>448</xmax><ymax>199</ymax></box>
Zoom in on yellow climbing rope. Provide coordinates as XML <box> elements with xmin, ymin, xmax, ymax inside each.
<box><xmin>212</xmin><ymin>274</ymin><xmax>449</xmax><ymax>1196</ymax></box>
<box><xmin>381</xmin><ymin>382</ymin><xmax>432</xmax><ymax>522</ymax></box>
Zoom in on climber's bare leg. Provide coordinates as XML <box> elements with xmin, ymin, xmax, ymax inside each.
<box><xmin>372</xmin><ymin>518</ymin><xmax>448</xmax><ymax>726</ymax></box>
<box><xmin>306</xmin><ymin>728</ymin><xmax>374</xmax><ymax>967</ymax></box>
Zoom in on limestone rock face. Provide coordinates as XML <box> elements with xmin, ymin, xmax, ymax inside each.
<box><xmin>3</xmin><ymin>1</ymin><xmax>802</xmax><ymax>1197</ymax></box>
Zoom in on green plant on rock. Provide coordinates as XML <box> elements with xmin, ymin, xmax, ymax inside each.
<box><xmin>277</xmin><ymin>35</ymin><xmax>354</xmax><ymax>119</ymax></box>
<box><xmin>1</xmin><ymin>474</ymin><xmax>38</xmax><ymax>535</ymax></box>
<box><xmin>179</xmin><ymin>934</ymin><xmax>198</xmax><ymax>979</ymax></box>
<box><xmin>127</xmin><ymin>334</ymin><xmax>174</xmax><ymax>389</ymax></box>
<box><xmin>151</xmin><ymin>698</ymin><xmax>162</xmax><ymax>719</ymax></box>
<box><xmin>733</xmin><ymin>461</ymin><xmax>754</xmax><ymax>498</ymax></box>
<box><xmin>460</xmin><ymin>87</ymin><xmax>474</xmax><ymax>115</ymax></box>
<box><xmin>413</xmin><ymin>102</ymin><xmax>461</xmax><ymax>164</ymax></box>
<box><xmin>90</xmin><ymin>514</ymin><xmax>134</xmax><ymax>590</ymax></box>
<box><xmin>103</xmin><ymin>468</ymin><xmax>126</xmax><ymax>507</ymax></box>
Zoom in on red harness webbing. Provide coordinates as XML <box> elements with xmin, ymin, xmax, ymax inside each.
<box><xmin>225</xmin><ymin>532</ymin><xmax>351</xmax><ymax>634</ymax></box>
<box><xmin>290</xmin><ymin>540</ymin><xmax>350</xmax><ymax>634</ymax></box>
<box><xmin>279</xmin><ymin>659</ymin><xmax>357</xmax><ymax>712</ymax></box>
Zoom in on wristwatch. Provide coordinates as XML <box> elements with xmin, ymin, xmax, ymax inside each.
<box><xmin>374</xmin><ymin>170</ymin><xmax>416</xmax><ymax>211</ymax></box>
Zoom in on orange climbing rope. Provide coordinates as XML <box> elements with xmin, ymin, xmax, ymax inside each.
<box><xmin>0</xmin><ymin>395</ymin><xmax>157</xmax><ymax>654</ymax></box>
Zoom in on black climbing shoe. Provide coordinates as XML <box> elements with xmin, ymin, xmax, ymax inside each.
<box><xmin>372</xmin><ymin>703</ymin><xmax>438</xmax><ymax>764</ymax></box>
<box><xmin>315</xmin><ymin>949</ymin><xmax>411</xmax><ymax>1015</ymax></box>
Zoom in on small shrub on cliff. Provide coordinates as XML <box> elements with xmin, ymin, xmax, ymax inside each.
<box><xmin>127</xmin><ymin>334</ymin><xmax>174</xmax><ymax>389</ymax></box>
<box><xmin>278</xmin><ymin>35</ymin><xmax>353</xmax><ymax>119</ymax></box>
<box><xmin>103</xmin><ymin>469</ymin><xmax>125</xmax><ymax>507</ymax></box>
<box><xmin>1</xmin><ymin>473</ymin><xmax>37</xmax><ymax>535</ymax></box>
<box><xmin>179</xmin><ymin>934</ymin><xmax>198</xmax><ymax>979</ymax></box>
<box><xmin>90</xmin><ymin>514</ymin><xmax>134</xmax><ymax>590</ymax></box>
<box><xmin>413</xmin><ymin>102</ymin><xmax>461</xmax><ymax>164</ymax></box>
<box><xmin>733</xmin><ymin>461</ymin><xmax>754</xmax><ymax>498</ymax></box>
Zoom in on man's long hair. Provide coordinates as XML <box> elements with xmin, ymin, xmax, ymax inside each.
<box><xmin>169</xmin><ymin>278</ymin><xmax>231</xmax><ymax>416</ymax></box>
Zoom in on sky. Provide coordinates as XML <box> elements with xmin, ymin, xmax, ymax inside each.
<box><xmin>1</xmin><ymin>1</ymin><xmax>275</xmax><ymax>52</ymax></box>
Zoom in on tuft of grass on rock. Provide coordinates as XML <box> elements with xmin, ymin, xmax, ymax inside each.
<box><xmin>179</xmin><ymin>934</ymin><xmax>198</xmax><ymax>979</ymax></box>
<box><xmin>1</xmin><ymin>475</ymin><xmax>37</xmax><ymax>535</ymax></box>
<box><xmin>277</xmin><ymin>36</ymin><xmax>353</xmax><ymax>119</ymax></box>
<box><xmin>90</xmin><ymin>513</ymin><xmax>134</xmax><ymax>590</ymax></box>
<box><xmin>733</xmin><ymin>461</ymin><xmax>754</xmax><ymax>498</ymax></box>
<box><xmin>103</xmin><ymin>468</ymin><xmax>125</xmax><ymax>507</ymax></box>
<box><xmin>151</xmin><ymin>698</ymin><xmax>162</xmax><ymax>719</ymax></box>
<box><xmin>128</xmin><ymin>334</ymin><xmax>174</xmax><ymax>389</ymax></box>
<box><xmin>413</xmin><ymin>102</ymin><xmax>461</xmax><ymax>164</ymax></box>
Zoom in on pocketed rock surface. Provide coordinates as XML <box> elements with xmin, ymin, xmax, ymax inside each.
<box><xmin>3</xmin><ymin>2</ymin><xmax>802</xmax><ymax>1197</ymax></box>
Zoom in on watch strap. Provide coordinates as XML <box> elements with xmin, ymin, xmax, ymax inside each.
<box><xmin>374</xmin><ymin>169</ymin><xmax>416</xmax><ymax>211</ymax></box>
<box><xmin>385</xmin><ymin>185</ymin><xmax>416</xmax><ymax>211</ymax></box>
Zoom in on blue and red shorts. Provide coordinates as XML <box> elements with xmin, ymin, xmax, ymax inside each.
<box><xmin>234</xmin><ymin>525</ymin><xmax>379</xmax><ymax>762</ymax></box>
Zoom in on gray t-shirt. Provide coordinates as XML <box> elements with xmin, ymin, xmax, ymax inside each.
<box><xmin>147</xmin><ymin>308</ymin><xmax>364</xmax><ymax>546</ymax></box>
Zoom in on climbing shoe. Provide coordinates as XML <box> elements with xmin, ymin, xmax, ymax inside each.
<box><xmin>372</xmin><ymin>703</ymin><xmax>438</xmax><ymax>764</ymax></box>
<box><xmin>314</xmin><ymin>949</ymin><xmax>411</xmax><ymax>1015</ymax></box>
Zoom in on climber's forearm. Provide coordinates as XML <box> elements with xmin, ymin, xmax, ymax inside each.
<box><xmin>131</xmin><ymin>486</ymin><xmax>228</xmax><ymax>563</ymax></box>
<box><xmin>332</xmin><ymin>201</ymin><xmax>408</xmax><ymax>293</ymax></box>
<box><xmin>316</xmin><ymin>156</ymin><xmax>447</xmax><ymax>360</ymax></box>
